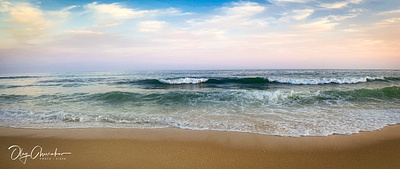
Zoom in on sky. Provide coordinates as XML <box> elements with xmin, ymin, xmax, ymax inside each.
<box><xmin>0</xmin><ymin>0</ymin><xmax>399</xmax><ymax>73</ymax></box>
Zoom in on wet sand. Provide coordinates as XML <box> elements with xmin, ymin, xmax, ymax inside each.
<box><xmin>1</xmin><ymin>125</ymin><xmax>400</xmax><ymax>169</ymax></box>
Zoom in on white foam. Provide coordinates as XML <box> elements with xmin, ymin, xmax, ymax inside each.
<box><xmin>1</xmin><ymin>107</ymin><xmax>400</xmax><ymax>137</ymax></box>
<box><xmin>159</xmin><ymin>78</ymin><xmax>209</xmax><ymax>84</ymax></box>
<box><xmin>268</xmin><ymin>76</ymin><xmax>384</xmax><ymax>85</ymax></box>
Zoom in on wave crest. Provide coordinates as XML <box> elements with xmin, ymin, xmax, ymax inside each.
<box><xmin>267</xmin><ymin>76</ymin><xmax>385</xmax><ymax>85</ymax></box>
<box><xmin>158</xmin><ymin>78</ymin><xmax>209</xmax><ymax>84</ymax></box>
<box><xmin>112</xmin><ymin>76</ymin><xmax>397</xmax><ymax>86</ymax></box>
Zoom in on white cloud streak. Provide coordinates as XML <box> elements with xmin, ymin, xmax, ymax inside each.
<box><xmin>292</xmin><ymin>9</ymin><xmax>314</xmax><ymax>20</ymax></box>
<box><xmin>84</xmin><ymin>2</ymin><xmax>190</xmax><ymax>21</ymax></box>
<box><xmin>85</xmin><ymin>2</ymin><xmax>148</xmax><ymax>20</ymax></box>
<box><xmin>319</xmin><ymin>0</ymin><xmax>363</xmax><ymax>9</ymax></box>
<box><xmin>378</xmin><ymin>9</ymin><xmax>400</xmax><ymax>15</ymax></box>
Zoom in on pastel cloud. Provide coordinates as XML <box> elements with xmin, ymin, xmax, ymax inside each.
<box><xmin>0</xmin><ymin>0</ymin><xmax>11</xmax><ymax>12</ymax></box>
<box><xmin>3</xmin><ymin>2</ymin><xmax>51</xmax><ymax>43</ymax></box>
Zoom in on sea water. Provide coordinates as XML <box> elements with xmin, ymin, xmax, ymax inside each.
<box><xmin>0</xmin><ymin>69</ymin><xmax>399</xmax><ymax>137</ymax></box>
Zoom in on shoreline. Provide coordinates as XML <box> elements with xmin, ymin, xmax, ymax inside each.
<box><xmin>1</xmin><ymin>125</ymin><xmax>400</xmax><ymax>168</ymax></box>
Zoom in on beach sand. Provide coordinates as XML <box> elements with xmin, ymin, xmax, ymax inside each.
<box><xmin>1</xmin><ymin>125</ymin><xmax>400</xmax><ymax>169</ymax></box>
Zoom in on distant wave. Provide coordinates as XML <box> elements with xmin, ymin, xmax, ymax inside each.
<box><xmin>38</xmin><ymin>78</ymin><xmax>106</xmax><ymax>83</ymax></box>
<box><xmin>107</xmin><ymin>76</ymin><xmax>400</xmax><ymax>87</ymax></box>
<box><xmin>123</xmin><ymin>77</ymin><xmax>271</xmax><ymax>85</ymax></box>
<box><xmin>2</xmin><ymin>76</ymin><xmax>395</xmax><ymax>88</ymax></box>
<box><xmin>152</xmin><ymin>76</ymin><xmax>394</xmax><ymax>85</ymax></box>
<box><xmin>0</xmin><ymin>76</ymin><xmax>41</xmax><ymax>79</ymax></box>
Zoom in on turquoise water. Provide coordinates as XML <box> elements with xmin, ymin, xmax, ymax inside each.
<box><xmin>0</xmin><ymin>70</ymin><xmax>399</xmax><ymax>136</ymax></box>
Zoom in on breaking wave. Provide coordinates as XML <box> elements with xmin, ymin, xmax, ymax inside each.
<box><xmin>118</xmin><ymin>76</ymin><xmax>396</xmax><ymax>85</ymax></box>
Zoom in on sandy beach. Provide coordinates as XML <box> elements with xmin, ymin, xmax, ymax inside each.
<box><xmin>0</xmin><ymin>125</ymin><xmax>399</xmax><ymax>169</ymax></box>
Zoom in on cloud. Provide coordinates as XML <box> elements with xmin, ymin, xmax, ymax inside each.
<box><xmin>291</xmin><ymin>9</ymin><xmax>314</xmax><ymax>20</ymax></box>
<box><xmin>85</xmin><ymin>2</ymin><xmax>190</xmax><ymax>21</ymax></box>
<box><xmin>67</xmin><ymin>30</ymin><xmax>103</xmax><ymax>34</ymax></box>
<box><xmin>349</xmin><ymin>8</ymin><xmax>366</xmax><ymax>13</ymax></box>
<box><xmin>375</xmin><ymin>17</ymin><xmax>400</xmax><ymax>27</ymax></box>
<box><xmin>62</xmin><ymin>5</ymin><xmax>78</xmax><ymax>12</ymax></box>
<box><xmin>378</xmin><ymin>9</ymin><xmax>400</xmax><ymax>15</ymax></box>
<box><xmin>0</xmin><ymin>0</ymin><xmax>11</xmax><ymax>12</ymax></box>
<box><xmin>82</xmin><ymin>2</ymin><xmax>191</xmax><ymax>31</ymax></box>
<box><xmin>348</xmin><ymin>0</ymin><xmax>362</xmax><ymax>4</ymax></box>
<box><xmin>85</xmin><ymin>2</ymin><xmax>148</xmax><ymax>20</ymax></box>
<box><xmin>47</xmin><ymin>5</ymin><xmax>78</xmax><ymax>20</ymax></box>
<box><xmin>293</xmin><ymin>13</ymin><xmax>358</xmax><ymax>34</ymax></box>
<box><xmin>151</xmin><ymin>7</ymin><xmax>191</xmax><ymax>16</ymax></box>
<box><xmin>224</xmin><ymin>2</ymin><xmax>265</xmax><ymax>17</ymax></box>
<box><xmin>296</xmin><ymin>18</ymin><xmax>339</xmax><ymax>33</ymax></box>
<box><xmin>8</xmin><ymin>6</ymin><xmax>47</xmax><ymax>25</ymax></box>
<box><xmin>51</xmin><ymin>30</ymin><xmax>153</xmax><ymax>52</ymax></box>
<box><xmin>117</xmin><ymin>2</ymin><xmax>270</xmax><ymax>56</ymax></box>
<box><xmin>5</xmin><ymin>3</ymin><xmax>51</xmax><ymax>43</ymax></box>
<box><xmin>277</xmin><ymin>9</ymin><xmax>314</xmax><ymax>22</ymax></box>
<box><xmin>319</xmin><ymin>0</ymin><xmax>363</xmax><ymax>9</ymax></box>
<box><xmin>139</xmin><ymin>21</ymin><xmax>167</xmax><ymax>32</ymax></box>
<box><xmin>272</xmin><ymin>0</ymin><xmax>313</xmax><ymax>3</ymax></box>
<box><xmin>318</xmin><ymin>2</ymin><xmax>348</xmax><ymax>9</ymax></box>
<box><xmin>188</xmin><ymin>2</ymin><xmax>267</xmax><ymax>32</ymax></box>
<box><xmin>327</xmin><ymin>13</ymin><xmax>358</xmax><ymax>21</ymax></box>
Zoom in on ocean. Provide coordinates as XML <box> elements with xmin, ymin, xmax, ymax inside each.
<box><xmin>0</xmin><ymin>69</ymin><xmax>399</xmax><ymax>137</ymax></box>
